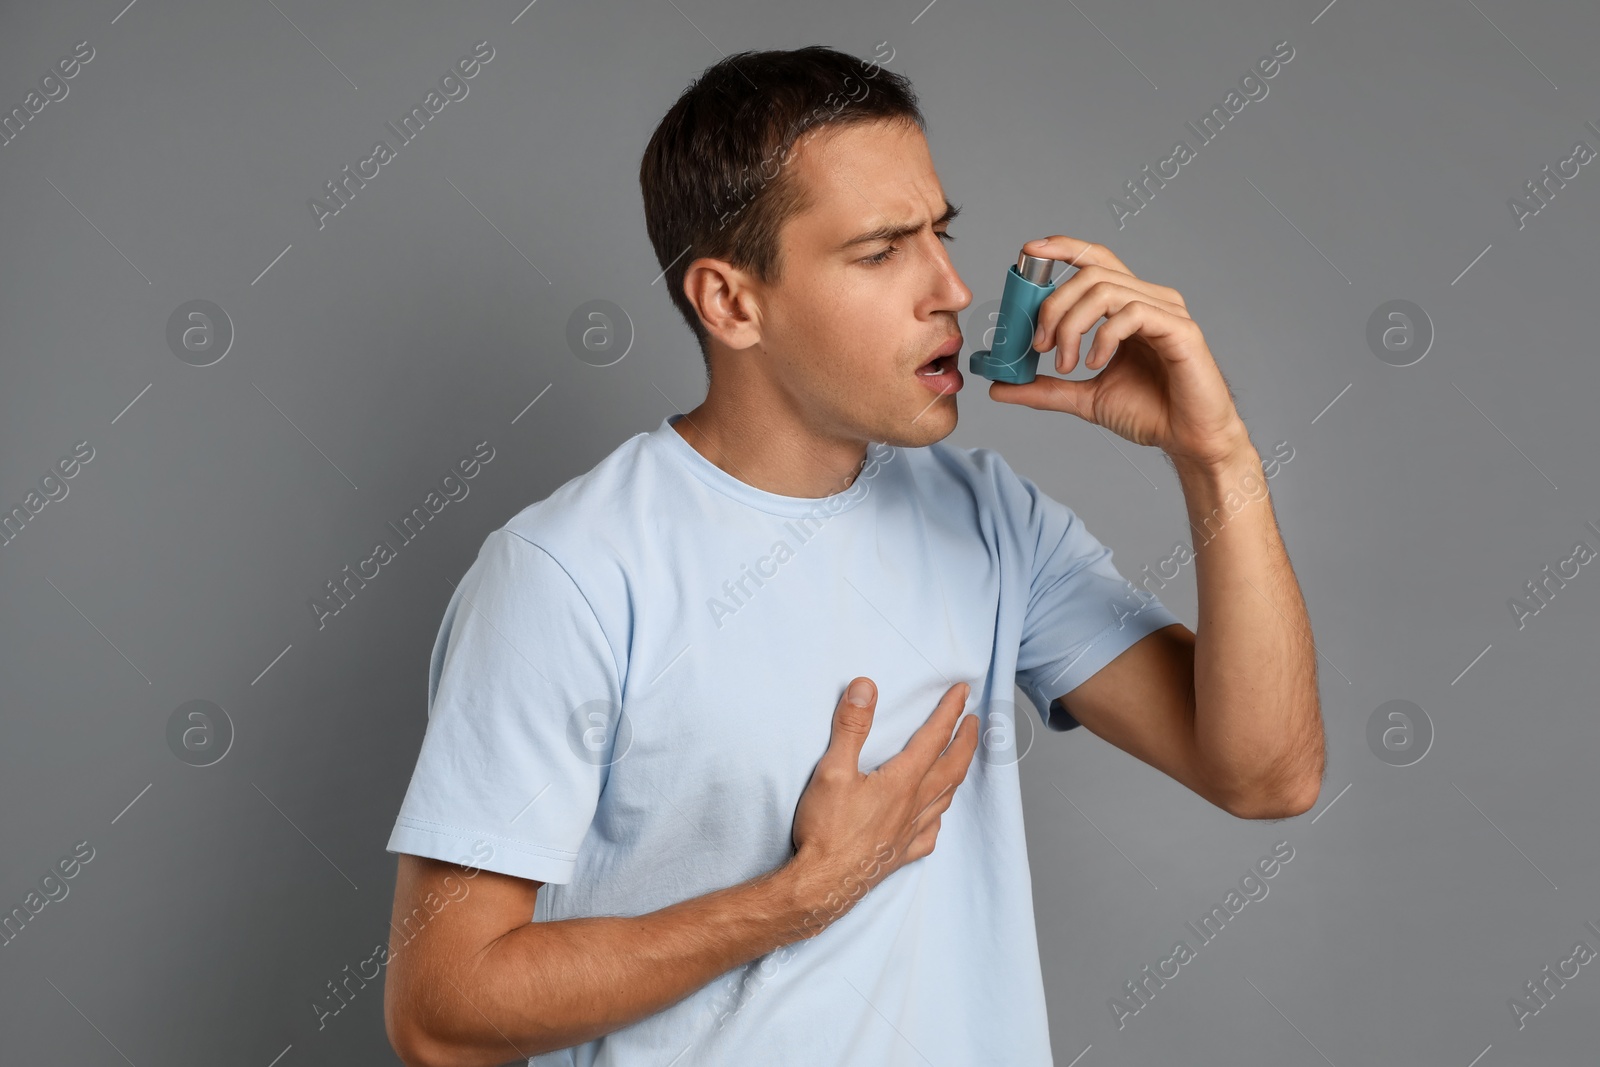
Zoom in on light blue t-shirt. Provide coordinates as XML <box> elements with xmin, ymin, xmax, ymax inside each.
<box><xmin>386</xmin><ymin>413</ymin><xmax>1182</xmax><ymax>1066</ymax></box>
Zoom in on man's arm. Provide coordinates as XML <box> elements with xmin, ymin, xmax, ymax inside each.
<box><xmin>384</xmin><ymin>854</ymin><xmax>823</xmax><ymax>1066</ymax></box>
<box><xmin>1059</xmin><ymin>424</ymin><xmax>1325</xmax><ymax>820</ymax></box>
<box><xmin>385</xmin><ymin>677</ymin><xmax>979</xmax><ymax>1066</ymax></box>
<box><xmin>990</xmin><ymin>235</ymin><xmax>1325</xmax><ymax>821</ymax></box>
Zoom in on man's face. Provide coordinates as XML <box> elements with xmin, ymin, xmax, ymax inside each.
<box><xmin>746</xmin><ymin>119</ymin><xmax>973</xmax><ymax>448</ymax></box>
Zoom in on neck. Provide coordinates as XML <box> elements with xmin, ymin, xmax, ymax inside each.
<box><xmin>671</xmin><ymin>383</ymin><xmax>869</xmax><ymax>500</ymax></box>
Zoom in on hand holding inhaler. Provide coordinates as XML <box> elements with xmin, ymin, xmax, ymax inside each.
<box><xmin>976</xmin><ymin>235</ymin><xmax>1249</xmax><ymax>471</ymax></box>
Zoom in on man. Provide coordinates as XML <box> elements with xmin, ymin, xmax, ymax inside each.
<box><xmin>383</xmin><ymin>44</ymin><xmax>1323</xmax><ymax>1067</ymax></box>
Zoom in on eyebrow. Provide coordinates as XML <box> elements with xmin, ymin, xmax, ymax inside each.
<box><xmin>838</xmin><ymin>200</ymin><xmax>961</xmax><ymax>250</ymax></box>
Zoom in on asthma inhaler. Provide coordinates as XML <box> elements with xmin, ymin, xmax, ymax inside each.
<box><xmin>968</xmin><ymin>249</ymin><xmax>1062</xmax><ymax>385</ymax></box>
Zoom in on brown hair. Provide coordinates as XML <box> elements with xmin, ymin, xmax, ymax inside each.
<box><xmin>638</xmin><ymin>45</ymin><xmax>924</xmax><ymax>374</ymax></box>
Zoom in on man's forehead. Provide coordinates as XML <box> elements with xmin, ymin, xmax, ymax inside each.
<box><xmin>791</xmin><ymin>124</ymin><xmax>950</xmax><ymax>239</ymax></box>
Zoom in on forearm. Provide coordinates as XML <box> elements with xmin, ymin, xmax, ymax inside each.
<box><xmin>1173</xmin><ymin>422</ymin><xmax>1323</xmax><ymax>817</ymax></box>
<box><xmin>402</xmin><ymin>860</ymin><xmax>832</xmax><ymax>1065</ymax></box>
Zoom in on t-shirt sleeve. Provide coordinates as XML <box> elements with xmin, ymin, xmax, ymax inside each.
<box><xmin>993</xmin><ymin>452</ymin><xmax>1186</xmax><ymax>732</ymax></box>
<box><xmin>386</xmin><ymin>528</ymin><xmax>624</xmax><ymax>884</ymax></box>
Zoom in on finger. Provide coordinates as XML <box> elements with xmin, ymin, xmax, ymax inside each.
<box><xmin>1082</xmin><ymin>300</ymin><xmax>1200</xmax><ymax>371</ymax></box>
<box><xmin>819</xmin><ymin>677</ymin><xmax>877</xmax><ymax>775</ymax></box>
<box><xmin>883</xmin><ymin>682</ymin><xmax>971</xmax><ymax>773</ymax></box>
<box><xmin>1047</xmin><ymin>263</ymin><xmax>1185</xmax><ymax>314</ymax></box>
<box><xmin>1032</xmin><ymin>266</ymin><xmax>1188</xmax><ymax>363</ymax></box>
<box><xmin>912</xmin><ymin>781</ymin><xmax>955</xmax><ymax>827</ymax></box>
<box><xmin>1022</xmin><ymin>236</ymin><xmax>1131</xmax><ymax>276</ymax></box>
<box><xmin>1038</xmin><ymin>281</ymin><xmax>1189</xmax><ymax>375</ymax></box>
<box><xmin>913</xmin><ymin>732</ymin><xmax>974</xmax><ymax>825</ymax></box>
<box><xmin>908</xmin><ymin>819</ymin><xmax>942</xmax><ymax>860</ymax></box>
<box><xmin>987</xmin><ymin>372</ymin><xmax>1100</xmax><ymax>423</ymax></box>
<box><xmin>929</xmin><ymin>712</ymin><xmax>980</xmax><ymax>788</ymax></box>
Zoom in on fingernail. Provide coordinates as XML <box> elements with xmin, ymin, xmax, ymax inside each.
<box><xmin>847</xmin><ymin>679</ymin><xmax>873</xmax><ymax>706</ymax></box>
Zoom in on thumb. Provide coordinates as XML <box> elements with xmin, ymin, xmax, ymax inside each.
<box><xmin>824</xmin><ymin>677</ymin><xmax>877</xmax><ymax>772</ymax></box>
<box><xmin>989</xmin><ymin>375</ymin><xmax>1097</xmax><ymax>422</ymax></box>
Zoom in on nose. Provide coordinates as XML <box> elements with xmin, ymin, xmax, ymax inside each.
<box><xmin>928</xmin><ymin>235</ymin><xmax>973</xmax><ymax>316</ymax></box>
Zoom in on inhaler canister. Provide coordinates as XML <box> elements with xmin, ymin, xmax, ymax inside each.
<box><xmin>968</xmin><ymin>249</ymin><xmax>1061</xmax><ymax>384</ymax></box>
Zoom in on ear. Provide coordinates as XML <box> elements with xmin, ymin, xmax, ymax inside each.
<box><xmin>683</xmin><ymin>257</ymin><xmax>764</xmax><ymax>351</ymax></box>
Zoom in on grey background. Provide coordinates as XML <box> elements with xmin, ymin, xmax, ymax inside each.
<box><xmin>2</xmin><ymin>0</ymin><xmax>1597</xmax><ymax>1064</ymax></box>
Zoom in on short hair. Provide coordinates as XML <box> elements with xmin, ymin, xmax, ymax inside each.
<box><xmin>638</xmin><ymin>45</ymin><xmax>925</xmax><ymax>375</ymax></box>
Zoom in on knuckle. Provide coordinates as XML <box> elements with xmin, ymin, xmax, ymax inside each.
<box><xmin>815</xmin><ymin>763</ymin><xmax>851</xmax><ymax>787</ymax></box>
<box><xmin>835</xmin><ymin>706</ymin><xmax>872</xmax><ymax>735</ymax></box>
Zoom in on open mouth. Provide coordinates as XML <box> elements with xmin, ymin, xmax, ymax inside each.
<box><xmin>914</xmin><ymin>351</ymin><xmax>964</xmax><ymax>394</ymax></box>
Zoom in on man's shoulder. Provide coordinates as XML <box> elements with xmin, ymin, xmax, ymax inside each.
<box><xmin>916</xmin><ymin>438</ymin><xmax>1024</xmax><ymax>495</ymax></box>
<box><xmin>915</xmin><ymin>438</ymin><xmax>1073</xmax><ymax>543</ymax></box>
<box><xmin>499</xmin><ymin>429</ymin><xmax>656</xmax><ymax>554</ymax></box>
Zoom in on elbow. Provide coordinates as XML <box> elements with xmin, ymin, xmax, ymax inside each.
<box><xmin>386</xmin><ymin>983</ymin><xmax>459</xmax><ymax>1067</ymax></box>
<box><xmin>1215</xmin><ymin>716</ymin><xmax>1325</xmax><ymax>821</ymax></box>
<box><xmin>386</xmin><ymin>1011</ymin><xmax>437</xmax><ymax>1067</ymax></box>
<box><xmin>389</xmin><ymin>1023</ymin><xmax>490</xmax><ymax>1067</ymax></box>
<box><xmin>387</xmin><ymin>1031</ymin><xmax>428</xmax><ymax>1067</ymax></box>
<box><xmin>385</xmin><ymin>973</ymin><xmax>423</xmax><ymax>1066</ymax></box>
<box><xmin>1259</xmin><ymin>779</ymin><xmax>1321</xmax><ymax>820</ymax></box>
<box><xmin>1283</xmin><ymin>770</ymin><xmax>1324</xmax><ymax>817</ymax></box>
<box><xmin>1227</xmin><ymin>771</ymin><xmax>1322</xmax><ymax>821</ymax></box>
<box><xmin>387</xmin><ymin>992</ymin><xmax>557</xmax><ymax>1067</ymax></box>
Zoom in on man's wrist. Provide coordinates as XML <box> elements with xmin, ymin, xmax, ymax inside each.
<box><xmin>1168</xmin><ymin>418</ymin><xmax>1256</xmax><ymax>482</ymax></box>
<box><xmin>765</xmin><ymin>851</ymin><xmax>836</xmax><ymax>943</ymax></box>
<box><xmin>774</xmin><ymin>845</ymin><xmax>891</xmax><ymax>942</ymax></box>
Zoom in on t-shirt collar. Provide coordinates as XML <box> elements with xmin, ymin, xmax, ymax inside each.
<box><xmin>652</xmin><ymin>414</ymin><xmax>875</xmax><ymax>519</ymax></box>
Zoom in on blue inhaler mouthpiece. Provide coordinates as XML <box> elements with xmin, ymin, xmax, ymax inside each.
<box><xmin>968</xmin><ymin>250</ymin><xmax>1061</xmax><ymax>385</ymax></box>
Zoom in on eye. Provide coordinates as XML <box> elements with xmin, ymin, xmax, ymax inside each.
<box><xmin>862</xmin><ymin>230</ymin><xmax>955</xmax><ymax>266</ymax></box>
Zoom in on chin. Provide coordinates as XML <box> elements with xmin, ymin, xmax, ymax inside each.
<box><xmin>878</xmin><ymin>398</ymin><xmax>958</xmax><ymax>448</ymax></box>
